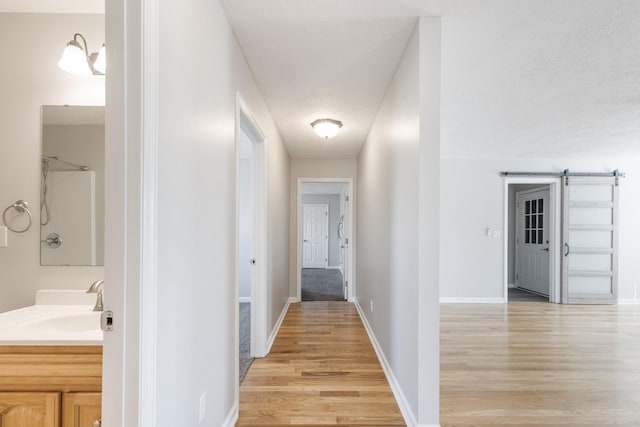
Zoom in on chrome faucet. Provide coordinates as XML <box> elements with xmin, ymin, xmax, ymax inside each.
<box><xmin>87</xmin><ymin>280</ymin><xmax>105</xmax><ymax>312</ymax></box>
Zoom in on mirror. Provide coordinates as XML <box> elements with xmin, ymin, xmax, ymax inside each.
<box><xmin>40</xmin><ymin>105</ymin><xmax>105</xmax><ymax>266</ymax></box>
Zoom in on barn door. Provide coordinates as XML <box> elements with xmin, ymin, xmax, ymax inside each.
<box><xmin>562</xmin><ymin>175</ymin><xmax>619</xmax><ymax>304</ymax></box>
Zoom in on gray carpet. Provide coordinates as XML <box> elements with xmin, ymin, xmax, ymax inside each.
<box><xmin>239</xmin><ymin>302</ymin><xmax>253</xmax><ymax>383</ymax></box>
<box><xmin>301</xmin><ymin>268</ymin><xmax>345</xmax><ymax>301</ymax></box>
<box><xmin>509</xmin><ymin>287</ymin><xmax>548</xmax><ymax>302</ymax></box>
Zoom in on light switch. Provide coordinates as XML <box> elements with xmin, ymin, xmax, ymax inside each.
<box><xmin>485</xmin><ymin>227</ymin><xmax>492</xmax><ymax>237</ymax></box>
<box><xmin>0</xmin><ymin>226</ymin><xmax>7</xmax><ymax>247</ymax></box>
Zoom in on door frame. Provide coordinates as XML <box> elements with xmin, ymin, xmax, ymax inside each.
<box><xmin>103</xmin><ymin>0</ymin><xmax>153</xmax><ymax>424</ymax></box>
<box><xmin>301</xmin><ymin>203</ymin><xmax>329</xmax><ymax>269</ymax></box>
<box><xmin>296</xmin><ymin>178</ymin><xmax>354</xmax><ymax>302</ymax></box>
<box><xmin>234</xmin><ymin>93</ymin><xmax>268</xmax><ymax>402</ymax></box>
<box><xmin>503</xmin><ymin>177</ymin><xmax>561</xmax><ymax>303</ymax></box>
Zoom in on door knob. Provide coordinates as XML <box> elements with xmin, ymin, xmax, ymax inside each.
<box><xmin>250</xmin><ymin>258</ymin><xmax>256</xmax><ymax>265</ymax></box>
<box><xmin>92</xmin><ymin>420</ymin><xmax>102</xmax><ymax>427</ymax></box>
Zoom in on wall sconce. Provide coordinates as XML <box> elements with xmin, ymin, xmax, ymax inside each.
<box><xmin>310</xmin><ymin>118</ymin><xmax>343</xmax><ymax>139</ymax></box>
<box><xmin>58</xmin><ymin>33</ymin><xmax>106</xmax><ymax>76</ymax></box>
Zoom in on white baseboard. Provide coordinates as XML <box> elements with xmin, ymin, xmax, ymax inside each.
<box><xmin>354</xmin><ymin>301</ymin><xmax>418</xmax><ymax>427</ymax></box>
<box><xmin>440</xmin><ymin>297</ymin><xmax>505</xmax><ymax>303</ymax></box>
<box><xmin>618</xmin><ymin>299</ymin><xmax>640</xmax><ymax>304</ymax></box>
<box><xmin>265</xmin><ymin>297</ymin><xmax>296</xmax><ymax>354</ymax></box>
<box><xmin>238</xmin><ymin>296</ymin><xmax>252</xmax><ymax>303</ymax></box>
<box><xmin>222</xmin><ymin>402</ymin><xmax>238</xmax><ymax>427</ymax></box>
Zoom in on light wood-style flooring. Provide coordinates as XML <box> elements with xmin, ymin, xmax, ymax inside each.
<box><xmin>236</xmin><ymin>301</ymin><xmax>405</xmax><ymax>426</ymax></box>
<box><xmin>441</xmin><ymin>302</ymin><xmax>640</xmax><ymax>426</ymax></box>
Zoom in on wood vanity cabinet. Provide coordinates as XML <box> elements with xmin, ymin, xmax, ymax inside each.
<box><xmin>63</xmin><ymin>393</ymin><xmax>101</xmax><ymax>427</ymax></box>
<box><xmin>0</xmin><ymin>346</ymin><xmax>102</xmax><ymax>427</ymax></box>
<box><xmin>0</xmin><ymin>392</ymin><xmax>60</xmax><ymax>427</ymax></box>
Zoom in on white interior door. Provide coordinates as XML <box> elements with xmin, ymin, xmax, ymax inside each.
<box><xmin>516</xmin><ymin>189</ymin><xmax>550</xmax><ymax>296</ymax></box>
<box><xmin>562</xmin><ymin>176</ymin><xmax>618</xmax><ymax>304</ymax></box>
<box><xmin>302</xmin><ymin>204</ymin><xmax>328</xmax><ymax>268</ymax></box>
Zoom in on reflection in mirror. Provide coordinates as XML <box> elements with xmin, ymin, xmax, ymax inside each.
<box><xmin>41</xmin><ymin>105</ymin><xmax>105</xmax><ymax>266</ymax></box>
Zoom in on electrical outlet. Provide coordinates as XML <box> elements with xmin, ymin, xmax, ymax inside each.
<box><xmin>370</xmin><ymin>300</ymin><xmax>374</xmax><ymax>312</ymax></box>
<box><xmin>199</xmin><ymin>392</ymin><xmax>206</xmax><ymax>423</ymax></box>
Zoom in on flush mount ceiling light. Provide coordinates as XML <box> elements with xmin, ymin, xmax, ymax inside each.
<box><xmin>58</xmin><ymin>33</ymin><xmax>106</xmax><ymax>76</ymax></box>
<box><xmin>310</xmin><ymin>118</ymin><xmax>343</xmax><ymax>139</ymax></box>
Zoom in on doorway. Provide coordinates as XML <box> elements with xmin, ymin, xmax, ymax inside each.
<box><xmin>504</xmin><ymin>178</ymin><xmax>561</xmax><ymax>303</ymax></box>
<box><xmin>235</xmin><ymin>96</ymin><xmax>268</xmax><ymax>393</ymax></box>
<box><xmin>297</xmin><ymin>179</ymin><xmax>354</xmax><ymax>302</ymax></box>
<box><xmin>513</xmin><ymin>186</ymin><xmax>551</xmax><ymax>301</ymax></box>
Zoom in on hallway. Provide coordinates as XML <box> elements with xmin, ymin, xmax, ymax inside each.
<box><xmin>236</xmin><ymin>302</ymin><xmax>405</xmax><ymax>426</ymax></box>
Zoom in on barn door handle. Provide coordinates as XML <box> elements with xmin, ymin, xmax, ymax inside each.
<box><xmin>540</xmin><ymin>248</ymin><xmax>549</xmax><ymax>252</ymax></box>
<box><xmin>564</xmin><ymin>243</ymin><xmax>570</xmax><ymax>256</ymax></box>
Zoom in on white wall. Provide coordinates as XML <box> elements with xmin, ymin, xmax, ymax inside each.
<box><xmin>301</xmin><ymin>193</ymin><xmax>341</xmax><ymax>267</ymax></box>
<box><xmin>0</xmin><ymin>14</ymin><xmax>105</xmax><ymax>313</ymax></box>
<box><xmin>441</xmin><ymin>158</ymin><xmax>640</xmax><ymax>302</ymax></box>
<box><xmin>153</xmin><ymin>0</ymin><xmax>289</xmax><ymax>424</ymax></box>
<box><xmin>289</xmin><ymin>158</ymin><xmax>357</xmax><ymax>295</ymax></box>
<box><xmin>356</xmin><ymin>19</ymin><xmax>441</xmax><ymax>425</ymax></box>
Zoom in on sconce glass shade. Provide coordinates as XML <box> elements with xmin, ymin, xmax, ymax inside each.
<box><xmin>58</xmin><ymin>40</ymin><xmax>92</xmax><ymax>76</ymax></box>
<box><xmin>310</xmin><ymin>118</ymin><xmax>343</xmax><ymax>139</ymax></box>
<box><xmin>93</xmin><ymin>45</ymin><xmax>106</xmax><ymax>74</ymax></box>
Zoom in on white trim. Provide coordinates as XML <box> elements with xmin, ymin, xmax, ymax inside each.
<box><xmin>504</xmin><ymin>178</ymin><xmax>561</xmax><ymax>304</ymax></box>
<box><xmin>138</xmin><ymin>0</ymin><xmax>159</xmax><ymax>424</ymax></box>
<box><xmin>354</xmin><ymin>301</ymin><xmax>417</xmax><ymax>427</ymax></box>
<box><xmin>238</xmin><ymin>297</ymin><xmax>252</xmax><ymax>303</ymax></box>
<box><xmin>221</xmin><ymin>403</ymin><xmax>238</xmax><ymax>427</ymax></box>
<box><xmin>618</xmin><ymin>299</ymin><xmax>640</xmax><ymax>304</ymax></box>
<box><xmin>439</xmin><ymin>297</ymin><xmax>505</xmax><ymax>304</ymax></box>
<box><xmin>265</xmin><ymin>297</ymin><xmax>296</xmax><ymax>354</ymax></box>
<box><xmin>297</xmin><ymin>178</ymin><xmax>354</xmax><ymax>302</ymax></box>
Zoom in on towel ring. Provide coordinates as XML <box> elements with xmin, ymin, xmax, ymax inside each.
<box><xmin>2</xmin><ymin>200</ymin><xmax>33</xmax><ymax>233</ymax></box>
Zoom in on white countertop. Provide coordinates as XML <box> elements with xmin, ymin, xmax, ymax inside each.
<box><xmin>0</xmin><ymin>291</ymin><xmax>103</xmax><ymax>346</ymax></box>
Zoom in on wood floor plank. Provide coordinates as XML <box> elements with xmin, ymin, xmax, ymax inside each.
<box><xmin>236</xmin><ymin>301</ymin><xmax>405</xmax><ymax>426</ymax></box>
<box><xmin>440</xmin><ymin>302</ymin><xmax>640</xmax><ymax>426</ymax></box>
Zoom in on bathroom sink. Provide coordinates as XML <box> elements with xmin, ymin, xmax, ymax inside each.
<box><xmin>18</xmin><ymin>311</ymin><xmax>101</xmax><ymax>333</ymax></box>
<box><xmin>0</xmin><ymin>301</ymin><xmax>103</xmax><ymax>345</ymax></box>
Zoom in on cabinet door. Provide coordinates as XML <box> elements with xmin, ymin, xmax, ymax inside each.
<box><xmin>0</xmin><ymin>392</ymin><xmax>60</xmax><ymax>427</ymax></box>
<box><xmin>63</xmin><ymin>393</ymin><xmax>101</xmax><ymax>427</ymax></box>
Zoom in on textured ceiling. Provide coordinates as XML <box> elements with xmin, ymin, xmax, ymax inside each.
<box><xmin>437</xmin><ymin>0</ymin><xmax>640</xmax><ymax>159</ymax></box>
